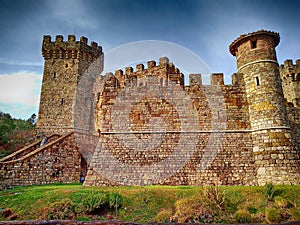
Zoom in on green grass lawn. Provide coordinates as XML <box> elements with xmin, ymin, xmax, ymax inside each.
<box><xmin>0</xmin><ymin>184</ymin><xmax>300</xmax><ymax>223</ymax></box>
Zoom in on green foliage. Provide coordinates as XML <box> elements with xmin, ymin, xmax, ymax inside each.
<box><xmin>0</xmin><ymin>111</ymin><xmax>36</xmax><ymax>158</ymax></box>
<box><xmin>108</xmin><ymin>192</ymin><xmax>123</xmax><ymax>209</ymax></box>
<box><xmin>235</xmin><ymin>209</ymin><xmax>251</xmax><ymax>223</ymax></box>
<box><xmin>76</xmin><ymin>216</ymin><xmax>92</xmax><ymax>222</ymax></box>
<box><xmin>1</xmin><ymin>184</ymin><xmax>300</xmax><ymax>223</ymax></box>
<box><xmin>266</xmin><ymin>207</ymin><xmax>281</xmax><ymax>223</ymax></box>
<box><xmin>156</xmin><ymin>208</ymin><xmax>172</xmax><ymax>223</ymax></box>
<box><xmin>264</xmin><ymin>183</ymin><xmax>275</xmax><ymax>200</ymax></box>
<box><xmin>0</xmin><ymin>112</ymin><xmax>15</xmax><ymax>144</ymax></box>
<box><xmin>83</xmin><ymin>191</ymin><xmax>108</xmax><ymax>213</ymax></box>
<box><xmin>82</xmin><ymin>191</ymin><xmax>124</xmax><ymax>214</ymax></box>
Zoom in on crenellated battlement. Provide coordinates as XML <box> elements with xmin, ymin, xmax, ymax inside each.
<box><xmin>102</xmin><ymin>57</ymin><xmax>184</xmax><ymax>87</ymax></box>
<box><xmin>279</xmin><ymin>59</ymin><xmax>300</xmax><ymax>81</ymax></box>
<box><xmin>42</xmin><ymin>35</ymin><xmax>103</xmax><ymax>62</ymax></box>
<box><xmin>103</xmin><ymin>57</ymin><xmax>241</xmax><ymax>88</ymax></box>
<box><xmin>110</xmin><ymin>57</ymin><xmax>181</xmax><ymax>76</ymax></box>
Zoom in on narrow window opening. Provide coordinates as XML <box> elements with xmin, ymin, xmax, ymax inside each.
<box><xmin>251</xmin><ymin>40</ymin><xmax>257</xmax><ymax>49</ymax></box>
<box><xmin>61</xmin><ymin>98</ymin><xmax>64</xmax><ymax>105</ymax></box>
<box><xmin>53</xmin><ymin>72</ymin><xmax>56</xmax><ymax>78</ymax></box>
<box><xmin>255</xmin><ymin>76</ymin><xmax>260</xmax><ymax>86</ymax></box>
<box><xmin>65</xmin><ymin>63</ymin><xmax>69</xmax><ymax>68</ymax></box>
<box><xmin>291</xmin><ymin>73</ymin><xmax>295</xmax><ymax>81</ymax></box>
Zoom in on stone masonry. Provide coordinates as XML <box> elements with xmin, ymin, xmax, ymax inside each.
<box><xmin>0</xmin><ymin>30</ymin><xmax>299</xmax><ymax>189</ymax></box>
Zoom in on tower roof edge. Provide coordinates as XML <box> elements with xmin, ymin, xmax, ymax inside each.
<box><xmin>229</xmin><ymin>30</ymin><xmax>280</xmax><ymax>56</ymax></box>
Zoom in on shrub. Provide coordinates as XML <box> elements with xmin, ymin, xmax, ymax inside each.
<box><xmin>39</xmin><ymin>198</ymin><xmax>76</xmax><ymax>220</ymax></box>
<box><xmin>108</xmin><ymin>192</ymin><xmax>123</xmax><ymax>209</ymax></box>
<box><xmin>1</xmin><ymin>208</ymin><xmax>12</xmax><ymax>218</ymax></box>
<box><xmin>202</xmin><ymin>186</ymin><xmax>226</xmax><ymax>211</ymax></box>
<box><xmin>274</xmin><ymin>196</ymin><xmax>291</xmax><ymax>208</ymax></box>
<box><xmin>235</xmin><ymin>209</ymin><xmax>251</xmax><ymax>223</ymax></box>
<box><xmin>172</xmin><ymin>195</ymin><xmax>204</xmax><ymax>223</ymax></box>
<box><xmin>156</xmin><ymin>208</ymin><xmax>172</xmax><ymax>223</ymax></box>
<box><xmin>82</xmin><ymin>191</ymin><xmax>124</xmax><ymax>214</ymax></box>
<box><xmin>266</xmin><ymin>207</ymin><xmax>280</xmax><ymax>223</ymax></box>
<box><xmin>7</xmin><ymin>213</ymin><xmax>18</xmax><ymax>220</ymax></box>
<box><xmin>83</xmin><ymin>191</ymin><xmax>108</xmax><ymax>213</ymax></box>
<box><xmin>264</xmin><ymin>183</ymin><xmax>275</xmax><ymax>200</ymax></box>
<box><xmin>171</xmin><ymin>187</ymin><xmax>226</xmax><ymax>223</ymax></box>
<box><xmin>290</xmin><ymin>207</ymin><xmax>300</xmax><ymax>221</ymax></box>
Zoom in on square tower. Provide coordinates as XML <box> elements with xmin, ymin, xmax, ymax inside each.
<box><xmin>37</xmin><ymin>35</ymin><xmax>103</xmax><ymax>135</ymax></box>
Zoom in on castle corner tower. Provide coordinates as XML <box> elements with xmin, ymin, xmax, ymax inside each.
<box><xmin>230</xmin><ymin>30</ymin><xmax>300</xmax><ymax>185</ymax></box>
<box><xmin>37</xmin><ymin>35</ymin><xmax>103</xmax><ymax>135</ymax></box>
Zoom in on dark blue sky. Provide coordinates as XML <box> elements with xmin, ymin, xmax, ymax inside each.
<box><xmin>1</xmin><ymin>0</ymin><xmax>300</xmax><ymax>119</ymax></box>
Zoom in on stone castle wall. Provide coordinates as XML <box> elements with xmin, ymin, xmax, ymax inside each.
<box><xmin>1</xmin><ymin>30</ymin><xmax>300</xmax><ymax>189</ymax></box>
<box><xmin>85</xmin><ymin>51</ymin><xmax>298</xmax><ymax>186</ymax></box>
<box><xmin>84</xmin><ymin>57</ymin><xmax>257</xmax><ymax>186</ymax></box>
<box><xmin>85</xmin><ymin>30</ymin><xmax>300</xmax><ymax>186</ymax></box>
<box><xmin>0</xmin><ymin>133</ymin><xmax>83</xmax><ymax>190</ymax></box>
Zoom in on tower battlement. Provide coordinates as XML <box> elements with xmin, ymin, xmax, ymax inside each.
<box><xmin>229</xmin><ymin>30</ymin><xmax>280</xmax><ymax>56</ymax></box>
<box><xmin>280</xmin><ymin>59</ymin><xmax>300</xmax><ymax>81</ymax></box>
<box><xmin>42</xmin><ymin>35</ymin><xmax>102</xmax><ymax>61</ymax></box>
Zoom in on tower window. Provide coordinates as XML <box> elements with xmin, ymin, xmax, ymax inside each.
<box><xmin>251</xmin><ymin>40</ymin><xmax>257</xmax><ymax>49</ymax></box>
<box><xmin>53</xmin><ymin>72</ymin><xmax>56</xmax><ymax>78</ymax></box>
<box><xmin>65</xmin><ymin>63</ymin><xmax>69</xmax><ymax>68</ymax></box>
<box><xmin>61</xmin><ymin>98</ymin><xmax>64</xmax><ymax>105</ymax></box>
<box><xmin>255</xmin><ymin>76</ymin><xmax>260</xmax><ymax>86</ymax></box>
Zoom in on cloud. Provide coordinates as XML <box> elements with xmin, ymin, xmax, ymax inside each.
<box><xmin>43</xmin><ymin>0</ymin><xmax>99</xmax><ymax>31</ymax></box>
<box><xmin>0</xmin><ymin>58</ymin><xmax>42</xmax><ymax>66</ymax></box>
<box><xmin>0</xmin><ymin>71</ymin><xmax>42</xmax><ymax>107</ymax></box>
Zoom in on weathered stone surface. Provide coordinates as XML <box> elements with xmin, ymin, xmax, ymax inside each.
<box><xmin>0</xmin><ymin>133</ymin><xmax>83</xmax><ymax>190</ymax></box>
<box><xmin>1</xmin><ymin>30</ymin><xmax>300</xmax><ymax>189</ymax></box>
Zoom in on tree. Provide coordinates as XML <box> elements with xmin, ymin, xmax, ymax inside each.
<box><xmin>0</xmin><ymin>111</ymin><xmax>36</xmax><ymax>158</ymax></box>
<box><xmin>27</xmin><ymin>113</ymin><xmax>37</xmax><ymax>126</ymax></box>
<box><xmin>0</xmin><ymin>112</ymin><xmax>16</xmax><ymax>144</ymax></box>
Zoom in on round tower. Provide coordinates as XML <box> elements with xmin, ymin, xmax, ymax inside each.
<box><xmin>230</xmin><ymin>30</ymin><xmax>300</xmax><ymax>185</ymax></box>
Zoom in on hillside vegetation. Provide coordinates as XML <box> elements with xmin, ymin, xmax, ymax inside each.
<box><xmin>0</xmin><ymin>184</ymin><xmax>300</xmax><ymax>223</ymax></box>
<box><xmin>0</xmin><ymin>111</ymin><xmax>36</xmax><ymax>158</ymax></box>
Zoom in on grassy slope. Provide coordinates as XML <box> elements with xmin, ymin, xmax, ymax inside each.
<box><xmin>0</xmin><ymin>184</ymin><xmax>300</xmax><ymax>223</ymax></box>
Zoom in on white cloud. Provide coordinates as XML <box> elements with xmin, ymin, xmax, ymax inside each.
<box><xmin>0</xmin><ymin>71</ymin><xmax>42</xmax><ymax>107</ymax></box>
<box><xmin>0</xmin><ymin>58</ymin><xmax>42</xmax><ymax>66</ymax></box>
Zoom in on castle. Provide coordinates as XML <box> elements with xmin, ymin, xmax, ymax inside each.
<box><xmin>0</xmin><ymin>30</ymin><xmax>300</xmax><ymax>189</ymax></box>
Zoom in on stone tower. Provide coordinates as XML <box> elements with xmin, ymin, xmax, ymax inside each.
<box><xmin>37</xmin><ymin>35</ymin><xmax>103</xmax><ymax>135</ymax></box>
<box><xmin>280</xmin><ymin>59</ymin><xmax>300</xmax><ymax>107</ymax></box>
<box><xmin>230</xmin><ymin>30</ymin><xmax>300</xmax><ymax>185</ymax></box>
